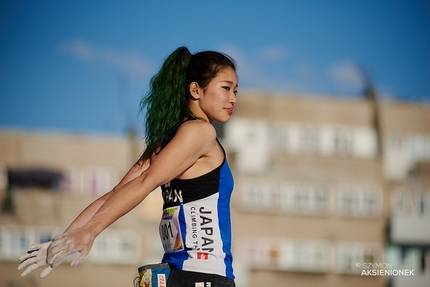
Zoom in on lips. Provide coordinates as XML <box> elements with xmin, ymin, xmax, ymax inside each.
<box><xmin>225</xmin><ymin>108</ymin><xmax>233</xmax><ymax>115</ymax></box>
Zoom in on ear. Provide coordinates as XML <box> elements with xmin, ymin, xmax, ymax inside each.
<box><xmin>189</xmin><ymin>82</ymin><xmax>202</xmax><ymax>100</ymax></box>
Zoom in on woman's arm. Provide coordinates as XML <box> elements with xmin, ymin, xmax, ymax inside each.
<box><xmin>64</xmin><ymin>159</ymin><xmax>150</xmax><ymax>232</ymax></box>
<box><xmin>47</xmin><ymin>122</ymin><xmax>217</xmax><ymax>269</ymax></box>
<box><xmin>17</xmin><ymin>158</ymin><xmax>150</xmax><ymax>278</ymax></box>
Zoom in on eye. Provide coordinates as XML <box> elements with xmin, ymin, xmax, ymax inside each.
<box><xmin>234</xmin><ymin>90</ymin><xmax>238</xmax><ymax>95</ymax></box>
<box><xmin>222</xmin><ymin>86</ymin><xmax>231</xmax><ymax>91</ymax></box>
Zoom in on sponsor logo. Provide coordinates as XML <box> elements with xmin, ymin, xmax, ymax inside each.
<box><xmin>197</xmin><ymin>252</ymin><xmax>209</xmax><ymax>260</ymax></box>
<box><xmin>157</xmin><ymin>274</ymin><xmax>166</xmax><ymax>287</ymax></box>
<box><xmin>162</xmin><ymin>184</ymin><xmax>183</xmax><ymax>204</ymax></box>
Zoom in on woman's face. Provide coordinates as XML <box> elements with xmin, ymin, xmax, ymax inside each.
<box><xmin>198</xmin><ymin>67</ymin><xmax>238</xmax><ymax>123</ymax></box>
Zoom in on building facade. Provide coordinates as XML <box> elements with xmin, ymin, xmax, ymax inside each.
<box><xmin>224</xmin><ymin>91</ymin><xmax>430</xmax><ymax>287</ymax></box>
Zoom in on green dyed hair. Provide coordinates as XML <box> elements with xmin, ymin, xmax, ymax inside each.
<box><xmin>139</xmin><ymin>46</ymin><xmax>236</xmax><ymax>161</ymax></box>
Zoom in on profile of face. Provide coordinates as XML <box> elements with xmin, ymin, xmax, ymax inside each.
<box><xmin>190</xmin><ymin>67</ymin><xmax>238</xmax><ymax>123</ymax></box>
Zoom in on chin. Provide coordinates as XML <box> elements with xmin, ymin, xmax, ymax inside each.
<box><xmin>215</xmin><ymin>118</ymin><xmax>230</xmax><ymax>124</ymax></box>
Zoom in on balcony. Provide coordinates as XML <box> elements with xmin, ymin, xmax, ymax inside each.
<box><xmin>389</xmin><ymin>216</ymin><xmax>430</xmax><ymax>244</ymax></box>
<box><xmin>390</xmin><ymin>274</ymin><xmax>430</xmax><ymax>287</ymax></box>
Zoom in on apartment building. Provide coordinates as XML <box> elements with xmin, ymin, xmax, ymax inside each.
<box><xmin>224</xmin><ymin>91</ymin><xmax>430</xmax><ymax>287</ymax></box>
<box><xmin>381</xmin><ymin>102</ymin><xmax>430</xmax><ymax>287</ymax></box>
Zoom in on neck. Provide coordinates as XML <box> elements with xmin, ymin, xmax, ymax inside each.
<box><xmin>188</xmin><ymin>100</ymin><xmax>210</xmax><ymax>123</ymax></box>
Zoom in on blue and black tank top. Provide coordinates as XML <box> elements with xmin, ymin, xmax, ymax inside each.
<box><xmin>159</xmin><ymin>140</ymin><xmax>235</xmax><ymax>280</ymax></box>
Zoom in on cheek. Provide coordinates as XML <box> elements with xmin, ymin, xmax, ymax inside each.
<box><xmin>214</xmin><ymin>94</ymin><xmax>228</xmax><ymax>106</ymax></box>
<box><xmin>203</xmin><ymin>91</ymin><xmax>227</xmax><ymax>110</ymax></box>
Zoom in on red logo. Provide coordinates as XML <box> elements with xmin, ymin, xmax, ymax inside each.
<box><xmin>197</xmin><ymin>252</ymin><xmax>209</xmax><ymax>260</ymax></box>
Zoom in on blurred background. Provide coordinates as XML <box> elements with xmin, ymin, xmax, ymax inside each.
<box><xmin>0</xmin><ymin>1</ymin><xmax>429</xmax><ymax>287</ymax></box>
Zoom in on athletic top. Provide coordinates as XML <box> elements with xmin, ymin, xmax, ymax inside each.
<box><xmin>159</xmin><ymin>140</ymin><xmax>235</xmax><ymax>280</ymax></box>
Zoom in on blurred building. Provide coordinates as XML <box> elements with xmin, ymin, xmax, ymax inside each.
<box><xmin>0</xmin><ymin>130</ymin><xmax>164</xmax><ymax>287</ymax></box>
<box><xmin>0</xmin><ymin>91</ymin><xmax>429</xmax><ymax>287</ymax></box>
<box><xmin>224</xmin><ymin>91</ymin><xmax>430</xmax><ymax>287</ymax></box>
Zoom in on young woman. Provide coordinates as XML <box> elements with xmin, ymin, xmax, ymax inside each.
<box><xmin>18</xmin><ymin>46</ymin><xmax>238</xmax><ymax>287</ymax></box>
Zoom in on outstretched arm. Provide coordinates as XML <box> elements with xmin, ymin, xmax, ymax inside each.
<box><xmin>47</xmin><ymin>122</ymin><xmax>216</xmax><ymax>270</ymax></box>
<box><xmin>63</xmin><ymin>159</ymin><xmax>150</xmax><ymax>233</ymax></box>
<box><xmin>18</xmin><ymin>159</ymin><xmax>150</xmax><ymax>278</ymax></box>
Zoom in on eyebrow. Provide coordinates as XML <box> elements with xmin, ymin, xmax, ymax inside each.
<box><xmin>220</xmin><ymin>80</ymin><xmax>238</xmax><ymax>87</ymax></box>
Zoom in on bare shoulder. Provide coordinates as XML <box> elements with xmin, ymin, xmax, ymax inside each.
<box><xmin>176</xmin><ymin>120</ymin><xmax>217</xmax><ymax>142</ymax></box>
<box><xmin>171</xmin><ymin>121</ymin><xmax>222</xmax><ymax>179</ymax></box>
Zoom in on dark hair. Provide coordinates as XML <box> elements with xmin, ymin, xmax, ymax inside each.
<box><xmin>139</xmin><ymin>46</ymin><xmax>236</xmax><ymax>161</ymax></box>
<box><xmin>186</xmin><ymin>50</ymin><xmax>237</xmax><ymax>93</ymax></box>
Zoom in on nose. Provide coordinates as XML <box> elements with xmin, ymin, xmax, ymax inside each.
<box><xmin>230</xmin><ymin>92</ymin><xmax>237</xmax><ymax>105</ymax></box>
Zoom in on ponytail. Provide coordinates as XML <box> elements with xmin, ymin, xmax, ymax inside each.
<box><xmin>139</xmin><ymin>46</ymin><xmax>237</xmax><ymax>162</ymax></box>
<box><xmin>139</xmin><ymin>46</ymin><xmax>196</xmax><ymax>161</ymax></box>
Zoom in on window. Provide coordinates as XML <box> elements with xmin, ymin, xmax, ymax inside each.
<box><xmin>240</xmin><ymin>180</ymin><xmax>331</xmax><ymax>215</ymax></box>
<box><xmin>62</xmin><ymin>166</ymin><xmax>118</xmax><ymax>197</ymax></box>
<box><xmin>387</xmin><ymin>134</ymin><xmax>405</xmax><ymax>151</ymax></box>
<box><xmin>414</xmin><ymin>190</ymin><xmax>430</xmax><ymax>216</ymax></box>
<box><xmin>90</xmin><ymin>230</ymin><xmax>140</xmax><ymax>264</ymax></box>
<box><xmin>0</xmin><ymin>227</ymin><xmax>30</xmax><ymax>260</ymax></box>
<box><xmin>361</xmin><ymin>187</ymin><xmax>379</xmax><ymax>215</ymax></box>
<box><xmin>391</xmin><ymin>188</ymin><xmax>430</xmax><ymax>216</ymax></box>
<box><xmin>313</xmin><ymin>186</ymin><xmax>331</xmax><ymax>213</ymax></box>
<box><xmin>285</xmin><ymin>242</ymin><xmax>330</xmax><ymax>272</ymax></box>
<box><xmin>391</xmin><ymin>188</ymin><xmax>412</xmax><ymax>215</ymax></box>
<box><xmin>240</xmin><ymin>237</ymin><xmax>330</xmax><ymax>272</ymax></box>
<box><xmin>0</xmin><ymin>227</ymin><xmax>62</xmax><ymax>261</ymax></box>
<box><xmin>239</xmin><ymin>238</ymin><xmax>277</xmax><ymax>268</ymax></box>
<box><xmin>410</xmin><ymin>134</ymin><xmax>430</xmax><ymax>161</ymax></box>
<box><xmin>334</xmin><ymin>129</ymin><xmax>353</xmax><ymax>156</ymax></box>
<box><xmin>269</xmin><ymin>124</ymin><xmax>289</xmax><ymax>152</ymax></box>
<box><xmin>84</xmin><ymin>167</ymin><xmax>117</xmax><ymax>197</ymax></box>
<box><xmin>10</xmin><ymin>230</ymin><xmax>29</xmax><ymax>258</ymax></box>
<box><xmin>240</xmin><ymin>182</ymin><xmax>279</xmax><ymax>211</ymax></box>
<box><xmin>300</xmin><ymin>127</ymin><xmax>320</xmax><ymax>154</ymax></box>
<box><xmin>281</xmin><ymin>183</ymin><xmax>330</xmax><ymax>215</ymax></box>
<box><xmin>61</xmin><ymin>165</ymin><xmax>81</xmax><ymax>195</ymax></box>
<box><xmin>336</xmin><ymin>243</ymin><xmax>379</xmax><ymax>274</ymax></box>
<box><xmin>290</xmin><ymin>185</ymin><xmax>310</xmax><ymax>211</ymax></box>
<box><xmin>337</xmin><ymin>185</ymin><xmax>382</xmax><ymax>217</ymax></box>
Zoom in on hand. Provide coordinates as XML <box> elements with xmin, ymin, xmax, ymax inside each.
<box><xmin>47</xmin><ymin>227</ymin><xmax>95</xmax><ymax>269</ymax></box>
<box><xmin>18</xmin><ymin>241</ymin><xmax>55</xmax><ymax>278</ymax></box>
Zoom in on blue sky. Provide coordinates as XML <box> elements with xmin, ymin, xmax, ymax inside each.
<box><xmin>1</xmin><ymin>0</ymin><xmax>429</xmax><ymax>135</ymax></box>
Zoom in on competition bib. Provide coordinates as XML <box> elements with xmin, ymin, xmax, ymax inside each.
<box><xmin>159</xmin><ymin>206</ymin><xmax>184</xmax><ymax>252</ymax></box>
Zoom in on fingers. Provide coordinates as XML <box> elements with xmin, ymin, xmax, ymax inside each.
<box><xmin>20</xmin><ymin>263</ymin><xmax>39</xmax><ymax>277</ymax></box>
<box><xmin>17</xmin><ymin>241</ymin><xmax>55</xmax><ymax>278</ymax></box>
<box><xmin>47</xmin><ymin>246</ymin><xmax>64</xmax><ymax>263</ymax></box>
<box><xmin>47</xmin><ymin>234</ymin><xmax>67</xmax><ymax>254</ymax></box>
<box><xmin>50</xmin><ymin>250</ymin><xmax>65</xmax><ymax>268</ymax></box>
<box><xmin>30</xmin><ymin>243</ymin><xmax>42</xmax><ymax>249</ymax></box>
<box><xmin>19</xmin><ymin>252</ymin><xmax>35</xmax><ymax>262</ymax></box>
<box><xmin>39</xmin><ymin>265</ymin><xmax>54</xmax><ymax>279</ymax></box>
<box><xmin>47</xmin><ymin>242</ymin><xmax>66</xmax><ymax>264</ymax></box>
<box><xmin>19</xmin><ymin>244</ymin><xmax>42</xmax><ymax>261</ymax></box>
<box><xmin>70</xmin><ymin>251</ymin><xmax>88</xmax><ymax>268</ymax></box>
<box><xmin>17</xmin><ymin>257</ymin><xmax>37</xmax><ymax>271</ymax></box>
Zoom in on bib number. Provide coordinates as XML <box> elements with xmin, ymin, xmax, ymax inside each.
<box><xmin>159</xmin><ymin>206</ymin><xmax>184</xmax><ymax>252</ymax></box>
